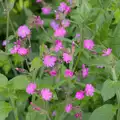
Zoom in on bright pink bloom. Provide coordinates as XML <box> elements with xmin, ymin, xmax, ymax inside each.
<box><xmin>85</xmin><ymin>84</ymin><xmax>95</xmax><ymax>96</ymax></box>
<box><xmin>64</xmin><ymin>6</ymin><xmax>71</xmax><ymax>14</ymax></box>
<box><xmin>17</xmin><ymin>25</ymin><xmax>30</xmax><ymax>38</ymax></box>
<box><xmin>62</xmin><ymin>19</ymin><xmax>70</xmax><ymax>28</ymax></box>
<box><xmin>41</xmin><ymin>88</ymin><xmax>52</xmax><ymax>101</ymax></box>
<box><xmin>14</xmin><ymin>40</ymin><xmax>21</xmax><ymax>45</ymax></box>
<box><xmin>10</xmin><ymin>45</ymin><xmax>20</xmax><ymax>54</ymax></box>
<box><xmin>84</xmin><ymin>40</ymin><xmax>95</xmax><ymax>50</ymax></box>
<box><xmin>102</xmin><ymin>48</ymin><xmax>112</xmax><ymax>56</ymax></box>
<box><xmin>54</xmin><ymin>27</ymin><xmax>66</xmax><ymax>37</ymax></box>
<box><xmin>65</xmin><ymin>104</ymin><xmax>72</xmax><ymax>113</ymax></box>
<box><xmin>63</xmin><ymin>53</ymin><xmax>72</xmax><ymax>63</ymax></box>
<box><xmin>43</xmin><ymin>55</ymin><xmax>57</xmax><ymax>67</ymax></box>
<box><xmin>64</xmin><ymin>69</ymin><xmax>73</xmax><ymax>78</ymax></box>
<box><xmin>41</xmin><ymin>7</ymin><xmax>51</xmax><ymax>15</ymax></box>
<box><xmin>36</xmin><ymin>0</ymin><xmax>42</xmax><ymax>3</ymax></box>
<box><xmin>55</xmin><ymin>12</ymin><xmax>60</xmax><ymax>20</ymax></box>
<box><xmin>54</xmin><ymin>40</ymin><xmax>63</xmax><ymax>52</ymax></box>
<box><xmin>58</xmin><ymin>2</ymin><xmax>67</xmax><ymax>12</ymax></box>
<box><xmin>75</xmin><ymin>90</ymin><xmax>84</xmax><ymax>100</ymax></box>
<box><xmin>49</xmin><ymin>70</ymin><xmax>57</xmax><ymax>76</ymax></box>
<box><xmin>18</xmin><ymin>47</ymin><xmax>29</xmax><ymax>56</ymax></box>
<box><xmin>26</xmin><ymin>83</ymin><xmax>36</xmax><ymax>94</ymax></box>
<box><xmin>82</xmin><ymin>64</ymin><xmax>89</xmax><ymax>78</ymax></box>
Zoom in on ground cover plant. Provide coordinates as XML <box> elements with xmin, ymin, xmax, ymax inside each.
<box><xmin>0</xmin><ymin>0</ymin><xmax>120</xmax><ymax>120</ymax></box>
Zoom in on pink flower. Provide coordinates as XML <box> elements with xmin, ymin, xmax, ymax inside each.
<box><xmin>14</xmin><ymin>40</ymin><xmax>21</xmax><ymax>45</ymax></box>
<box><xmin>18</xmin><ymin>47</ymin><xmax>29</xmax><ymax>56</ymax></box>
<box><xmin>49</xmin><ymin>70</ymin><xmax>57</xmax><ymax>76</ymax></box>
<box><xmin>2</xmin><ymin>40</ymin><xmax>9</xmax><ymax>46</ymax></box>
<box><xmin>75</xmin><ymin>34</ymin><xmax>80</xmax><ymax>38</ymax></box>
<box><xmin>54</xmin><ymin>40</ymin><xmax>63</xmax><ymax>52</ymax></box>
<box><xmin>62</xmin><ymin>19</ymin><xmax>70</xmax><ymax>28</ymax></box>
<box><xmin>26</xmin><ymin>83</ymin><xmax>36</xmax><ymax>94</ymax></box>
<box><xmin>64</xmin><ymin>6</ymin><xmax>71</xmax><ymax>14</ymax></box>
<box><xmin>34</xmin><ymin>16</ymin><xmax>44</xmax><ymax>26</ymax></box>
<box><xmin>58</xmin><ymin>2</ymin><xmax>67</xmax><ymax>12</ymax></box>
<box><xmin>54</xmin><ymin>27</ymin><xmax>66</xmax><ymax>37</ymax></box>
<box><xmin>43</xmin><ymin>55</ymin><xmax>57</xmax><ymax>67</ymax></box>
<box><xmin>63</xmin><ymin>53</ymin><xmax>72</xmax><ymax>63</ymax></box>
<box><xmin>84</xmin><ymin>40</ymin><xmax>95</xmax><ymax>50</ymax></box>
<box><xmin>102</xmin><ymin>48</ymin><xmax>112</xmax><ymax>56</ymax></box>
<box><xmin>64</xmin><ymin>69</ymin><xmax>73</xmax><ymax>78</ymax></box>
<box><xmin>75</xmin><ymin>90</ymin><xmax>84</xmax><ymax>100</ymax></box>
<box><xmin>17</xmin><ymin>25</ymin><xmax>31</xmax><ymax>38</ymax></box>
<box><xmin>82</xmin><ymin>64</ymin><xmax>89</xmax><ymax>78</ymax></box>
<box><xmin>41</xmin><ymin>7</ymin><xmax>51</xmax><ymax>15</ymax></box>
<box><xmin>10</xmin><ymin>45</ymin><xmax>20</xmax><ymax>54</ymax></box>
<box><xmin>85</xmin><ymin>84</ymin><xmax>95</xmax><ymax>96</ymax></box>
<box><xmin>50</xmin><ymin>20</ymin><xmax>59</xmax><ymax>30</ymax></box>
<box><xmin>65</xmin><ymin>104</ymin><xmax>72</xmax><ymax>113</ymax></box>
<box><xmin>36</xmin><ymin>0</ymin><xmax>42</xmax><ymax>3</ymax></box>
<box><xmin>41</xmin><ymin>88</ymin><xmax>52</xmax><ymax>101</ymax></box>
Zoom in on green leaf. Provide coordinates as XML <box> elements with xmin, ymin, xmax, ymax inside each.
<box><xmin>30</xmin><ymin>57</ymin><xmax>42</xmax><ymax>71</ymax></box>
<box><xmin>101</xmin><ymin>80</ymin><xmax>116</xmax><ymax>101</ymax></box>
<box><xmin>0</xmin><ymin>101</ymin><xmax>12</xmax><ymax>120</ymax></box>
<box><xmin>0</xmin><ymin>74</ymin><xmax>8</xmax><ymax>87</ymax></box>
<box><xmin>26</xmin><ymin>111</ymin><xmax>46</xmax><ymax>120</ymax></box>
<box><xmin>9</xmin><ymin>75</ymin><xmax>29</xmax><ymax>90</ymax></box>
<box><xmin>89</xmin><ymin>104</ymin><xmax>117</xmax><ymax>120</ymax></box>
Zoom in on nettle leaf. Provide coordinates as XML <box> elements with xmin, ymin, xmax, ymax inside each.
<box><xmin>26</xmin><ymin>111</ymin><xmax>46</xmax><ymax>120</ymax></box>
<box><xmin>0</xmin><ymin>101</ymin><xmax>12</xmax><ymax>120</ymax></box>
<box><xmin>0</xmin><ymin>74</ymin><xmax>8</xmax><ymax>87</ymax></box>
<box><xmin>101</xmin><ymin>80</ymin><xmax>116</xmax><ymax>101</ymax></box>
<box><xmin>9</xmin><ymin>75</ymin><xmax>29</xmax><ymax>90</ymax></box>
<box><xmin>89</xmin><ymin>104</ymin><xmax>117</xmax><ymax>120</ymax></box>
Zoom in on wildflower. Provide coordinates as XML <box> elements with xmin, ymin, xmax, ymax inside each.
<box><xmin>84</xmin><ymin>39</ymin><xmax>95</xmax><ymax>50</ymax></box>
<box><xmin>17</xmin><ymin>47</ymin><xmax>29</xmax><ymax>56</ymax></box>
<box><xmin>52</xmin><ymin>111</ymin><xmax>56</xmax><ymax>116</ymax></box>
<box><xmin>75</xmin><ymin>90</ymin><xmax>84</xmax><ymax>100</ymax></box>
<box><xmin>2</xmin><ymin>40</ymin><xmax>9</xmax><ymax>46</ymax></box>
<box><xmin>10</xmin><ymin>45</ymin><xmax>20</xmax><ymax>54</ymax></box>
<box><xmin>75</xmin><ymin>34</ymin><xmax>80</xmax><ymax>38</ymax></box>
<box><xmin>65</xmin><ymin>104</ymin><xmax>72</xmax><ymax>113</ymax></box>
<box><xmin>82</xmin><ymin>64</ymin><xmax>89</xmax><ymax>78</ymax></box>
<box><xmin>63</xmin><ymin>53</ymin><xmax>72</xmax><ymax>63</ymax></box>
<box><xmin>14</xmin><ymin>40</ymin><xmax>21</xmax><ymax>45</ymax></box>
<box><xmin>58</xmin><ymin>2</ymin><xmax>67</xmax><ymax>12</ymax></box>
<box><xmin>50</xmin><ymin>20</ymin><xmax>59</xmax><ymax>30</ymax></box>
<box><xmin>43</xmin><ymin>55</ymin><xmax>57</xmax><ymax>67</ymax></box>
<box><xmin>26</xmin><ymin>83</ymin><xmax>36</xmax><ymax>94</ymax></box>
<box><xmin>75</xmin><ymin>112</ymin><xmax>82</xmax><ymax>120</ymax></box>
<box><xmin>41</xmin><ymin>88</ymin><xmax>52</xmax><ymax>101</ymax></box>
<box><xmin>85</xmin><ymin>84</ymin><xmax>95</xmax><ymax>96</ymax></box>
<box><xmin>62</xmin><ymin>19</ymin><xmax>70</xmax><ymax>28</ymax></box>
<box><xmin>17</xmin><ymin>25</ymin><xmax>31</xmax><ymax>38</ymax></box>
<box><xmin>36</xmin><ymin>0</ymin><xmax>42</xmax><ymax>3</ymax></box>
<box><xmin>102</xmin><ymin>48</ymin><xmax>112</xmax><ymax>56</ymax></box>
<box><xmin>34</xmin><ymin>16</ymin><xmax>44</xmax><ymax>26</ymax></box>
<box><xmin>64</xmin><ymin>6</ymin><xmax>71</xmax><ymax>14</ymax></box>
<box><xmin>54</xmin><ymin>40</ymin><xmax>63</xmax><ymax>52</ymax></box>
<box><xmin>64</xmin><ymin>69</ymin><xmax>73</xmax><ymax>78</ymax></box>
<box><xmin>54</xmin><ymin>27</ymin><xmax>66</xmax><ymax>37</ymax></box>
<box><xmin>41</xmin><ymin>7</ymin><xmax>51</xmax><ymax>15</ymax></box>
<box><xmin>49</xmin><ymin>70</ymin><xmax>57</xmax><ymax>76</ymax></box>
<box><xmin>30</xmin><ymin>102</ymin><xmax>41</xmax><ymax>111</ymax></box>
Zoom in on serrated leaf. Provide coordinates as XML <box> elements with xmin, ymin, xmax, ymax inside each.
<box><xmin>89</xmin><ymin>104</ymin><xmax>117</xmax><ymax>120</ymax></box>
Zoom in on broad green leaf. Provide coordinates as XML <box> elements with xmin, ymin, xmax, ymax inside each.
<box><xmin>89</xmin><ymin>104</ymin><xmax>117</xmax><ymax>120</ymax></box>
<box><xmin>0</xmin><ymin>101</ymin><xmax>12</xmax><ymax>120</ymax></box>
<box><xmin>26</xmin><ymin>111</ymin><xmax>46</xmax><ymax>120</ymax></box>
<box><xmin>0</xmin><ymin>74</ymin><xmax>8</xmax><ymax>87</ymax></box>
<box><xmin>9</xmin><ymin>75</ymin><xmax>29</xmax><ymax>90</ymax></box>
<box><xmin>30</xmin><ymin>57</ymin><xmax>42</xmax><ymax>71</ymax></box>
<box><xmin>101</xmin><ymin>80</ymin><xmax>116</xmax><ymax>101</ymax></box>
